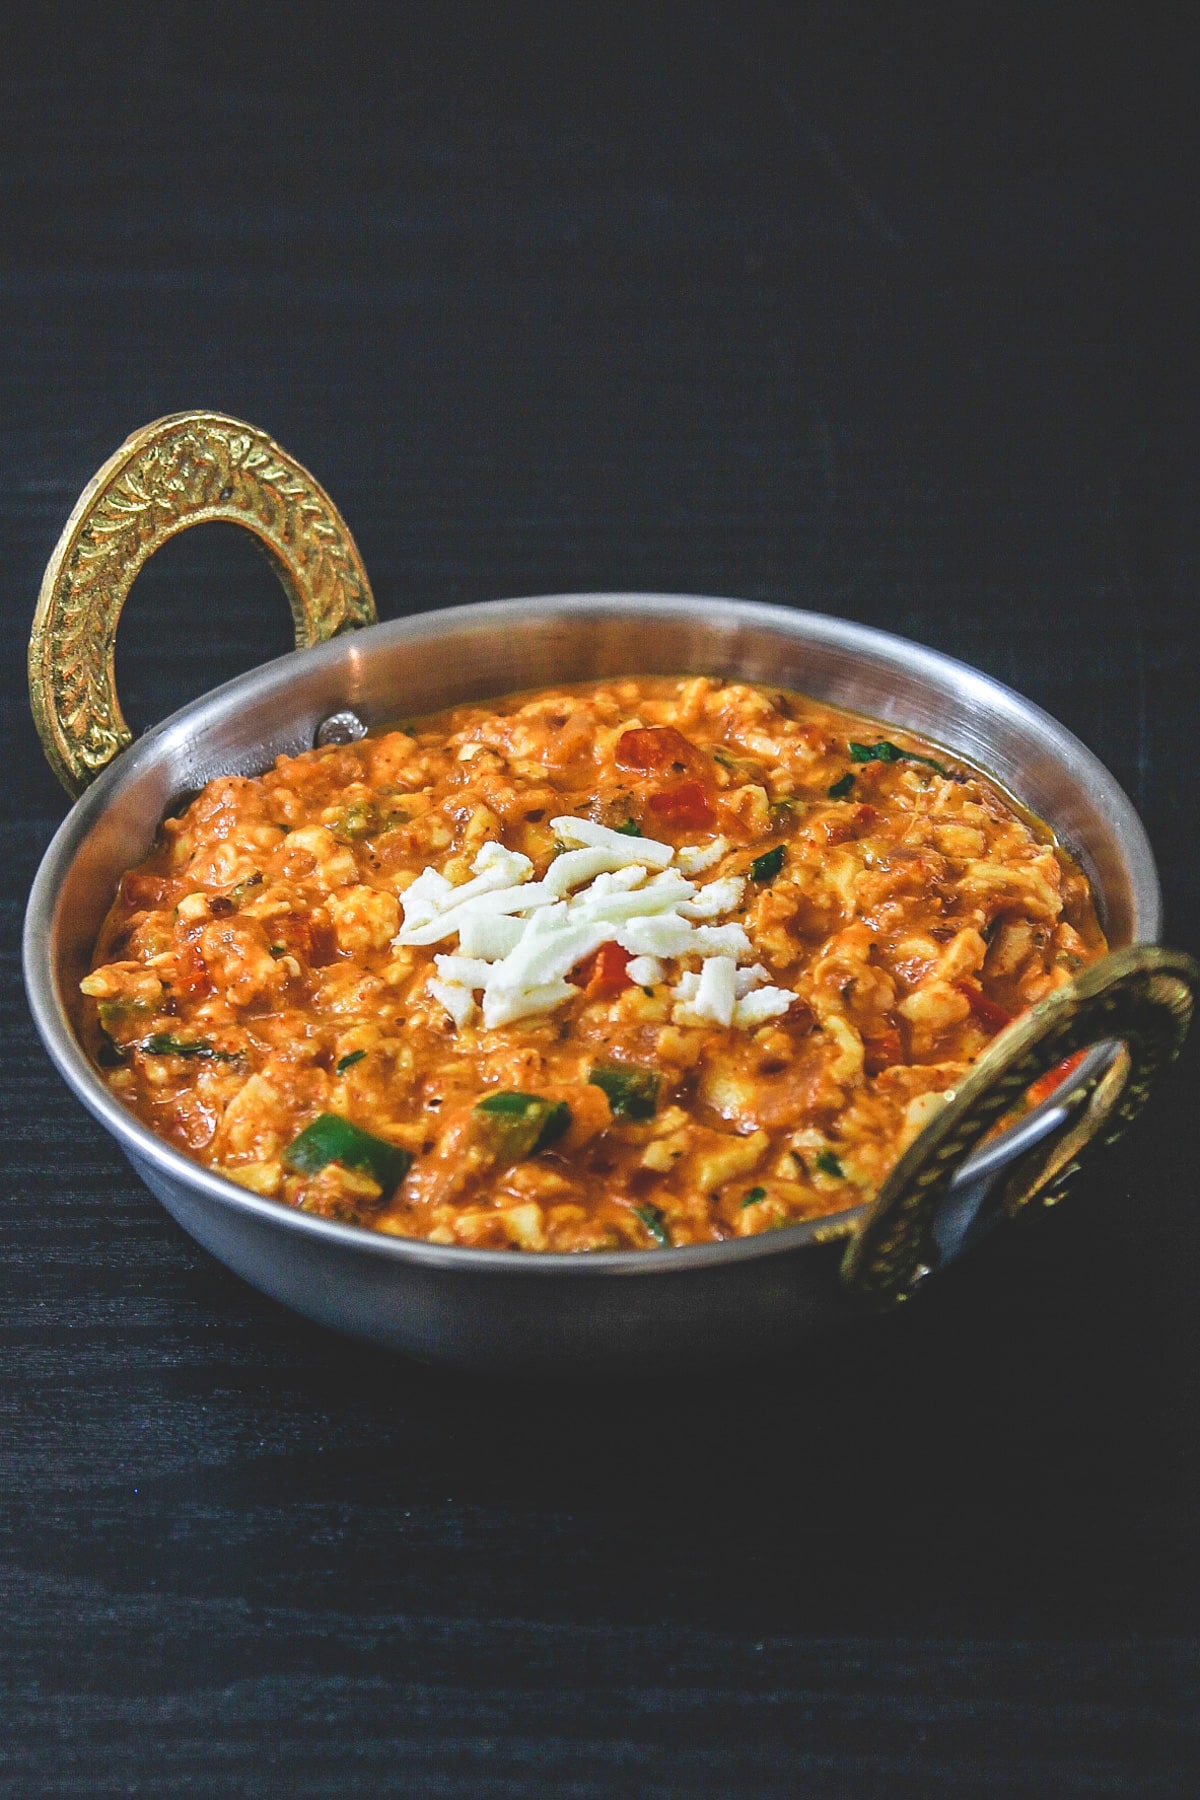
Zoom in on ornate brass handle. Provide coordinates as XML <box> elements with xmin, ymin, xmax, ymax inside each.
<box><xmin>842</xmin><ymin>944</ymin><xmax>1197</xmax><ymax>1306</ymax></box>
<box><xmin>28</xmin><ymin>411</ymin><xmax>377</xmax><ymax>797</ymax></box>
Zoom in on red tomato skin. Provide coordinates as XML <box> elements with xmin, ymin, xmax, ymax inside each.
<box><xmin>614</xmin><ymin>726</ymin><xmax>704</xmax><ymax>775</ymax></box>
<box><xmin>823</xmin><ymin>804</ymin><xmax>877</xmax><ymax>846</ymax></box>
<box><xmin>862</xmin><ymin>1025</ymin><xmax>904</xmax><ymax>1074</ymax></box>
<box><xmin>646</xmin><ymin>781</ymin><xmax>716</xmax><ymax>831</ymax></box>
<box><xmin>121</xmin><ymin>871</ymin><xmax>170</xmax><ymax>910</ymax></box>
<box><xmin>571</xmin><ymin>941</ymin><xmax>634</xmax><ymax>998</ymax></box>
<box><xmin>172</xmin><ymin>943</ymin><xmax>212</xmax><ymax>1000</ymax></box>
<box><xmin>962</xmin><ymin>984</ymin><xmax>1015</xmax><ymax>1033</ymax></box>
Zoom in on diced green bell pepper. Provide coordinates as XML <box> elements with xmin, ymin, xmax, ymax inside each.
<box><xmin>749</xmin><ymin>844</ymin><xmax>786</xmax><ymax>882</ymax></box>
<box><xmin>282</xmin><ymin>1113</ymin><xmax>412</xmax><ymax>1191</ymax></box>
<box><xmin>473</xmin><ymin>1091</ymin><xmax>572</xmax><ymax>1161</ymax></box>
<box><xmin>588</xmin><ymin>1062</ymin><xmax>660</xmax><ymax>1121</ymax></box>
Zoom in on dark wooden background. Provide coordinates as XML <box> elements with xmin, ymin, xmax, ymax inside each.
<box><xmin>3</xmin><ymin>5</ymin><xmax>1199</xmax><ymax>1794</ymax></box>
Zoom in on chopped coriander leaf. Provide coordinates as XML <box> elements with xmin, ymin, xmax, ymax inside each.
<box><xmin>336</xmin><ymin>1049</ymin><xmax>367</xmax><ymax>1074</ymax></box>
<box><xmin>848</xmin><ymin>739</ymin><xmax>948</xmax><ymax>776</ymax></box>
<box><xmin>633</xmin><ymin>1203</ymin><xmax>671</xmax><ymax>1246</ymax></box>
<box><xmin>269</xmin><ymin>944</ymin><xmax>286</xmax><ymax>958</ymax></box>
<box><xmin>740</xmin><ymin>1186</ymin><xmax>767</xmax><ymax>1208</ymax></box>
<box><xmin>140</xmin><ymin>1033</ymin><xmax>237</xmax><ymax>1062</ymax></box>
<box><xmin>473</xmin><ymin>1091</ymin><xmax>572</xmax><ymax>1161</ymax></box>
<box><xmin>615</xmin><ymin>818</ymin><xmax>642</xmax><ymax>837</ymax></box>
<box><xmin>749</xmin><ymin>844</ymin><xmax>786</xmax><ymax>883</ymax></box>
<box><xmin>827</xmin><ymin>773</ymin><xmax>856</xmax><ymax>800</ymax></box>
<box><xmin>589</xmin><ymin>1062</ymin><xmax>660</xmax><ymax>1120</ymax></box>
<box><xmin>815</xmin><ymin>1150</ymin><xmax>845</xmax><ymax>1179</ymax></box>
<box><xmin>282</xmin><ymin>1113</ymin><xmax>412</xmax><ymax>1191</ymax></box>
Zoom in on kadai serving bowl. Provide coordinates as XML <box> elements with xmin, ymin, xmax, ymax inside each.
<box><xmin>22</xmin><ymin>412</ymin><xmax>1197</xmax><ymax>1373</ymax></box>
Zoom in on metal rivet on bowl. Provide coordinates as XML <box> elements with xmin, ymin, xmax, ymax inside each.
<box><xmin>315</xmin><ymin>709</ymin><xmax>368</xmax><ymax>747</ymax></box>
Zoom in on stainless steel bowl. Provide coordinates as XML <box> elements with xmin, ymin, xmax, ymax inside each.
<box><xmin>22</xmin><ymin>415</ymin><xmax>1196</xmax><ymax>1373</ymax></box>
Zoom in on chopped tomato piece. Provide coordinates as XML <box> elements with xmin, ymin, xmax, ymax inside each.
<box><xmin>305</xmin><ymin>916</ymin><xmax>340</xmax><ymax>968</ymax></box>
<box><xmin>172</xmin><ymin>943</ymin><xmax>212</xmax><ymax>1000</ymax></box>
<box><xmin>962</xmin><ymin>985</ymin><xmax>1015</xmax><ymax>1033</ymax></box>
<box><xmin>1026</xmin><ymin>1048</ymin><xmax>1088</xmax><ymax>1108</ymax></box>
<box><xmin>571</xmin><ymin>941</ymin><xmax>634</xmax><ymax>998</ymax></box>
<box><xmin>822</xmin><ymin>804</ymin><xmax>877</xmax><ymax>846</ymax></box>
<box><xmin>647</xmin><ymin>780</ymin><xmax>716</xmax><ymax>830</ymax></box>
<box><xmin>615</xmin><ymin>726</ymin><xmax>704</xmax><ymax>776</ymax></box>
<box><xmin>862</xmin><ymin>1024</ymin><xmax>904</xmax><ymax>1074</ymax></box>
<box><xmin>120</xmin><ymin>871</ymin><xmax>170</xmax><ymax>910</ymax></box>
<box><xmin>270</xmin><ymin>912</ymin><xmax>339</xmax><ymax>968</ymax></box>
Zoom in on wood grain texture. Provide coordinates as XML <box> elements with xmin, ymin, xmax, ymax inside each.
<box><xmin>2</xmin><ymin>4</ymin><xmax>1199</xmax><ymax>1793</ymax></box>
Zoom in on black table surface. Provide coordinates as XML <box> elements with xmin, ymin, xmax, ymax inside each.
<box><xmin>3</xmin><ymin>7</ymin><xmax>1199</xmax><ymax>1795</ymax></box>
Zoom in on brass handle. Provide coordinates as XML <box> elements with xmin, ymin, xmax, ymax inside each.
<box><xmin>28</xmin><ymin>411</ymin><xmax>377</xmax><ymax>797</ymax></box>
<box><xmin>841</xmin><ymin>944</ymin><xmax>1197</xmax><ymax>1306</ymax></box>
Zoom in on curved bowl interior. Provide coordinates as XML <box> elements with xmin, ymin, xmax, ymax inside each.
<box><xmin>23</xmin><ymin>594</ymin><xmax>1161</xmax><ymax>1368</ymax></box>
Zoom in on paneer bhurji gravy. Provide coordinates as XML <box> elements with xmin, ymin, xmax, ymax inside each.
<box><xmin>82</xmin><ymin>675</ymin><xmax>1107</xmax><ymax>1251</ymax></box>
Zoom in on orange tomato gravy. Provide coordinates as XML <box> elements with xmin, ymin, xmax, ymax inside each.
<box><xmin>81</xmin><ymin>675</ymin><xmax>1106</xmax><ymax>1250</ymax></box>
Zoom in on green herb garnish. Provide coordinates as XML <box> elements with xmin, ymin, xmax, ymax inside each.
<box><xmin>589</xmin><ymin>1062</ymin><xmax>660</xmax><ymax>1120</ymax></box>
<box><xmin>473</xmin><ymin>1091</ymin><xmax>572</xmax><ymax>1161</ymax></box>
<box><xmin>616</xmin><ymin>819</ymin><xmax>642</xmax><ymax>837</ymax></box>
<box><xmin>336</xmin><ymin>1050</ymin><xmax>367</xmax><ymax>1074</ymax></box>
<box><xmin>633</xmin><ymin>1203</ymin><xmax>671</xmax><ymax>1246</ymax></box>
<box><xmin>827</xmin><ymin>773</ymin><xmax>856</xmax><ymax>800</ymax></box>
<box><xmin>815</xmin><ymin>1150</ymin><xmax>845</xmax><ymax>1179</ymax></box>
<box><xmin>749</xmin><ymin>844</ymin><xmax>786</xmax><ymax>883</ymax></box>
<box><xmin>140</xmin><ymin>1033</ymin><xmax>237</xmax><ymax>1062</ymax></box>
<box><xmin>282</xmin><ymin>1113</ymin><xmax>412</xmax><ymax>1191</ymax></box>
<box><xmin>848</xmin><ymin>739</ymin><xmax>948</xmax><ymax>776</ymax></box>
<box><xmin>740</xmin><ymin>1186</ymin><xmax>767</xmax><ymax>1208</ymax></box>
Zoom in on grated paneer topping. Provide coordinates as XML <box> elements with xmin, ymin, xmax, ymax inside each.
<box><xmin>403</xmin><ymin>817</ymin><xmax>798</xmax><ymax>1031</ymax></box>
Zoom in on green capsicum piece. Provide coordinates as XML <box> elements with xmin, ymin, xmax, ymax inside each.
<box><xmin>282</xmin><ymin>1113</ymin><xmax>412</xmax><ymax>1192</ymax></box>
<box><xmin>588</xmin><ymin>1062</ymin><xmax>660</xmax><ymax>1121</ymax></box>
<box><xmin>473</xmin><ymin>1091</ymin><xmax>572</xmax><ymax>1161</ymax></box>
<box><xmin>749</xmin><ymin>844</ymin><xmax>786</xmax><ymax>882</ymax></box>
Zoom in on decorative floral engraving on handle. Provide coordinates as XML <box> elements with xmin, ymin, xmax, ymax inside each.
<box><xmin>28</xmin><ymin>411</ymin><xmax>377</xmax><ymax>796</ymax></box>
<box><xmin>841</xmin><ymin>945</ymin><xmax>1197</xmax><ymax>1306</ymax></box>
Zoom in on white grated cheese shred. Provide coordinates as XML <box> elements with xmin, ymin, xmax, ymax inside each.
<box><xmin>394</xmin><ymin>816</ymin><xmax>799</xmax><ymax>1032</ymax></box>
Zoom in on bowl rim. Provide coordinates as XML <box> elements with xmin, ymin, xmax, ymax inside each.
<box><xmin>24</xmin><ymin>590</ymin><xmax>1162</xmax><ymax>1277</ymax></box>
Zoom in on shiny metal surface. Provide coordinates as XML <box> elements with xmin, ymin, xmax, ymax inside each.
<box><xmin>24</xmin><ymin>594</ymin><xmax>1163</xmax><ymax>1372</ymax></box>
